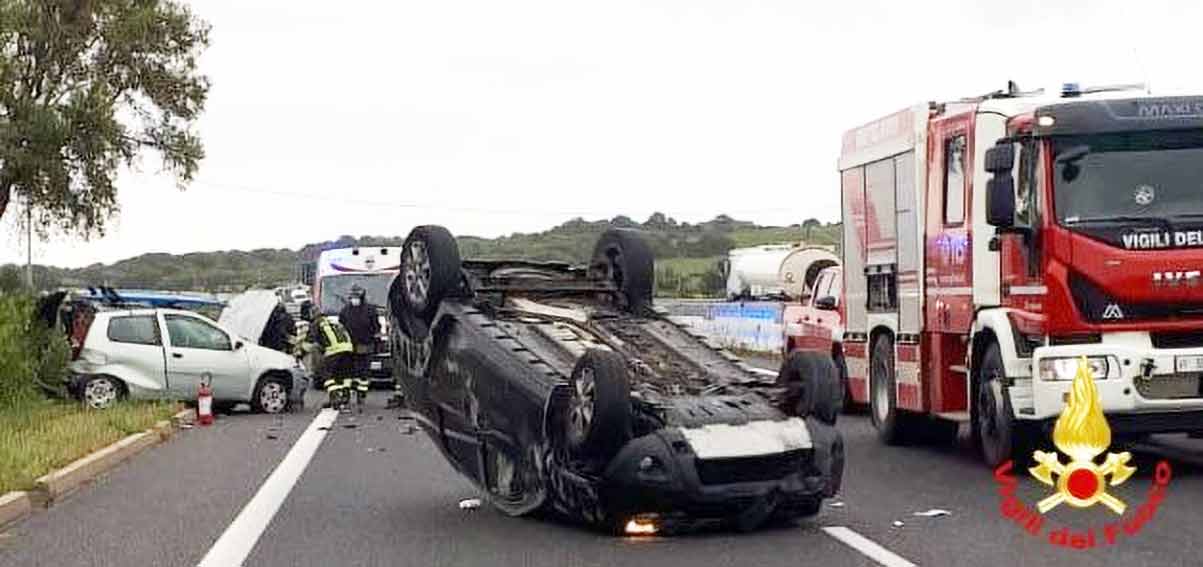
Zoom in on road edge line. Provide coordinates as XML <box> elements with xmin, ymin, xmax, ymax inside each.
<box><xmin>822</xmin><ymin>526</ymin><xmax>917</xmax><ymax>567</ymax></box>
<box><xmin>196</xmin><ymin>408</ymin><xmax>338</xmax><ymax>567</ymax></box>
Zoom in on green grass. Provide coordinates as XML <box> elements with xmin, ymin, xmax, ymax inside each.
<box><xmin>0</xmin><ymin>399</ymin><xmax>180</xmax><ymax>493</ymax></box>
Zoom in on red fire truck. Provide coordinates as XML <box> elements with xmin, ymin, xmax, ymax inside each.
<box><xmin>840</xmin><ymin>82</ymin><xmax>1203</xmax><ymax>466</ymax></box>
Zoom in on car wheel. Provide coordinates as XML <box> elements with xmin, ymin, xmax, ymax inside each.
<box><xmin>590</xmin><ymin>229</ymin><xmax>654</xmax><ymax>313</ymax></box>
<box><xmin>396</xmin><ymin>225</ymin><xmax>462</xmax><ymax>324</ymax></box>
<box><xmin>776</xmin><ymin>351</ymin><xmax>840</xmax><ymax>425</ymax></box>
<box><xmin>82</xmin><ymin>375</ymin><xmax>123</xmax><ymax>409</ymax></box>
<box><xmin>253</xmin><ymin>376</ymin><xmax>290</xmax><ymax>414</ymax></box>
<box><xmin>870</xmin><ymin>335</ymin><xmax>911</xmax><ymax>445</ymax></box>
<box><xmin>976</xmin><ymin>343</ymin><xmax>1027</xmax><ymax>467</ymax></box>
<box><xmin>564</xmin><ymin>350</ymin><xmax>632</xmax><ymax>459</ymax></box>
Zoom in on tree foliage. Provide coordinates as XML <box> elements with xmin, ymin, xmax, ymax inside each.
<box><xmin>0</xmin><ymin>0</ymin><xmax>210</xmax><ymax>236</ymax></box>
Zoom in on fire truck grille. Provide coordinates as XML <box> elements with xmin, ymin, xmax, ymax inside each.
<box><xmin>1135</xmin><ymin>373</ymin><xmax>1202</xmax><ymax>400</ymax></box>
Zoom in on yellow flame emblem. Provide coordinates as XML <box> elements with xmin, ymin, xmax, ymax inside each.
<box><xmin>1029</xmin><ymin>357</ymin><xmax>1136</xmax><ymax>514</ymax></box>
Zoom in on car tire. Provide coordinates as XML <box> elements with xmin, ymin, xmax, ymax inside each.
<box><xmin>564</xmin><ymin>350</ymin><xmax>632</xmax><ymax>459</ymax></box>
<box><xmin>396</xmin><ymin>225</ymin><xmax>462</xmax><ymax>324</ymax></box>
<box><xmin>776</xmin><ymin>351</ymin><xmax>840</xmax><ymax>425</ymax></box>
<box><xmin>81</xmin><ymin>375</ymin><xmax>124</xmax><ymax>409</ymax></box>
<box><xmin>590</xmin><ymin>229</ymin><xmax>654</xmax><ymax>313</ymax></box>
<box><xmin>253</xmin><ymin>375</ymin><xmax>290</xmax><ymax>414</ymax></box>
<box><xmin>870</xmin><ymin>334</ymin><xmax>913</xmax><ymax>445</ymax></box>
<box><xmin>976</xmin><ymin>343</ymin><xmax>1029</xmax><ymax>467</ymax></box>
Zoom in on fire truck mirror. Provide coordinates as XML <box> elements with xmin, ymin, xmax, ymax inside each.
<box><xmin>984</xmin><ymin>142</ymin><xmax>1016</xmax><ymax>173</ymax></box>
<box><xmin>815</xmin><ymin>296</ymin><xmax>838</xmax><ymax>311</ymax></box>
<box><xmin>987</xmin><ymin>173</ymin><xmax>1016</xmax><ymax>228</ymax></box>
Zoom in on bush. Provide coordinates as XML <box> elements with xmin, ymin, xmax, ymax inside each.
<box><xmin>0</xmin><ymin>293</ymin><xmax>70</xmax><ymax>410</ymax></box>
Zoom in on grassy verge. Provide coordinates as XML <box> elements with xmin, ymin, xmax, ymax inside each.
<box><xmin>0</xmin><ymin>399</ymin><xmax>180</xmax><ymax>493</ymax></box>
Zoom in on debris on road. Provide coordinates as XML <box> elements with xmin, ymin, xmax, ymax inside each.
<box><xmin>459</xmin><ymin>498</ymin><xmax>482</xmax><ymax>511</ymax></box>
<box><xmin>343</xmin><ymin>423</ymin><xmax>359</xmax><ymax>430</ymax></box>
<box><xmin>317</xmin><ymin>426</ymin><xmax>331</xmax><ymax>431</ymax></box>
<box><xmin>828</xmin><ymin>501</ymin><xmax>845</xmax><ymax>508</ymax></box>
<box><xmin>180</xmin><ymin>424</ymin><xmax>194</xmax><ymax>430</ymax></box>
<box><xmin>892</xmin><ymin>520</ymin><xmax>905</xmax><ymax>528</ymax></box>
<box><xmin>913</xmin><ymin>508</ymin><xmax>951</xmax><ymax>518</ymax></box>
<box><xmin>265</xmin><ymin>434</ymin><xmax>278</xmax><ymax>440</ymax></box>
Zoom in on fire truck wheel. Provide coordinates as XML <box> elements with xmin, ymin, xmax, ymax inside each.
<box><xmin>975</xmin><ymin>343</ymin><xmax>1028</xmax><ymax>467</ymax></box>
<box><xmin>777</xmin><ymin>351</ymin><xmax>840</xmax><ymax>425</ymax></box>
<box><xmin>397</xmin><ymin>225</ymin><xmax>463</xmax><ymax>324</ymax></box>
<box><xmin>833</xmin><ymin>353</ymin><xmax>853</xmax><ymax>413</ymax></box>
<box><xmin>870</xmin><ymin>335</ymin><xmax>912</xmax><ymax>444</ymax></box>
<box><xmin>590</xmin><ymin>229</ymin><xmax>654</xmax><ymax>313</ymax></box>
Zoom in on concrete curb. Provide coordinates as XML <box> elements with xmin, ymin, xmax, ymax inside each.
<box><xmin>34</xmin><ymin>431</ymin><xmax>160</xmax><ymax>504</ymax></box>
<box><xmin>0</xmin><ymin>491</ymin><xmax>31</xmax><ymax>530</ymax></box>
<box><xmin>172</xmin><ymin>407</ymin><xmax>196</xmax><ymax>427</ymax></box>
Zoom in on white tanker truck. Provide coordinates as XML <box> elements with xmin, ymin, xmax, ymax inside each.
<box><xmin>722</xmin><ymin>244</ymin><xmax>839</xmax><ymax>301</ymax></box>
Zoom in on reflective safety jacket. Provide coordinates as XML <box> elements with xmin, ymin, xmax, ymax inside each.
<box><xmin>311</xmin><ymin>316</ymin><xmax>353</xmax><ymax>357</ymax></box>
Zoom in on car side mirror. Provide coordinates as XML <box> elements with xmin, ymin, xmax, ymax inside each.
<box><xmin>815</xmin><ymin>296</ymin><xmax>838</xmax><ymax>311</ymax></box>
<box><xmin>234</xmin><ymin>340</ymin><xmax>244</xmax><ymax>350</ymax></box>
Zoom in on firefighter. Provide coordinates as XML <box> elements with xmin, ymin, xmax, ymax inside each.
<box><xmin>304</xmin><ymin>306</ymin><xmax>355</xmax><ymax>410</ymax></box>
<box><xmin>339</xmin><ymin>284</ymin><xmax>380</xmax><ymax>410</ymax></box>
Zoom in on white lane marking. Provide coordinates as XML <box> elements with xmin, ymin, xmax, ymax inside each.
<box><xmin>822</xmin><ymin>526</ymin><xmax>917</xmax><ymax>567</ymax></box>
<box><xmin>197</xmin><ymin>408</ymin><xmax>338</xmax><ymax>567</ymax></box>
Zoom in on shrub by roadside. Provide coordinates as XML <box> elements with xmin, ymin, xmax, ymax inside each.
<box><xmin>0</xmin><ymin>293</ymin><xmax>70</xmax><ymax>409</ymax></box>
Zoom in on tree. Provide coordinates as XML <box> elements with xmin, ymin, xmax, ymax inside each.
<box><xmin>0</xmin><ymin>1</ymin><xmax>211</xmax><ymax>236</ymax></box>
<box><xmin>802</xmin><ymin>218</ymin><xmax>822</xmax><ymax>241</ymax></box>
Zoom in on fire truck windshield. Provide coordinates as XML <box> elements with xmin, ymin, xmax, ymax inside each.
<box><xmin>319</xmin><ymin>273</ymin><xmax>394</xmax><ymax>315</ymax></box>
<box><xmin>1053</xmin><ymin>130</ymin><xmax>1203</xmax><ymax>227</ymax></box>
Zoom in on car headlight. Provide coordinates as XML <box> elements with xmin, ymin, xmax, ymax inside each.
<box><xmin>1039</xmin><ymin>356</ymin><xmax>1109</xmax><ymax>381</ymax></box>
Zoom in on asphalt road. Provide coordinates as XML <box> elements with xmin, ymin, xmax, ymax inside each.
<box><xmin>3</xmin><ymin>370</ymin><xmax>1203</xmax><ymax>566</ymax></box>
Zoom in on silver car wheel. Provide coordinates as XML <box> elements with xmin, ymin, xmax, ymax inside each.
<box><xmin>84</xmin><ymin>377</ymin><xmax>119</xmax><ymax>409</ymax></box>
<box><xmin>568</xmin><ymin>366</ymin><xmax>597</xmax><ymax>441</ymax></box>
<box><xmin>403</xmin><ymin>240</ymin><xmax>431</xmax><ymax>311</ymax></box>
<box><xmin>259</xmin><ymin>381</ymin><xmax>288</xmax><ymax>414</ymax></box>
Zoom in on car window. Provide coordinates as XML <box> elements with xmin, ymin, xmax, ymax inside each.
<box><xmin>107</xmin><ymin>316</ymin><xmax>160</xmax><ymax>346</ymax></box>
<box><xmin>165</xmin><ymin>315</ymin><xmax>232</xmax><ymax>351</ymax></box>
<box><xmin>810</xmin><ymin>273</ymin><xmax>832</xmax><ymax>306</ymax></box>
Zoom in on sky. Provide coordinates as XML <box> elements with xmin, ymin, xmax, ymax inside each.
<box><xmin>4</xmin><ymin>0</ymin><xmax>1203</xmax><ymax>268</ymax></box>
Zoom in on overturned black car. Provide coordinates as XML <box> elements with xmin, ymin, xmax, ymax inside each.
<box><xmin>389</xmin><ymin>225</ymin><xmax>844</xmax><ymax>534</ymax></box>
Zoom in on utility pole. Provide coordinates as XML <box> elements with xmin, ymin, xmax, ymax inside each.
<box><xmin>25</xmin><ymin>196</ymin><xmax>33</xmax><ymax>290</ymax></box>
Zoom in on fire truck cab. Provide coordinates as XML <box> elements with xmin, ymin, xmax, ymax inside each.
<box><xmin>840</xmin><ymin>82</ymin><xmax>1203</xmax><ymax>465</ymax></box>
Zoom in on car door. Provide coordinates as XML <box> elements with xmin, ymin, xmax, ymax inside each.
<box><xmin>102</xmin><ymin>314</ymin><xmax>169</xmax><ymax>395</ymax></box>
<box><xmin>162</xmin><ymin>313</ymin><xmax>253</xmax><ymax>401</ymax></box>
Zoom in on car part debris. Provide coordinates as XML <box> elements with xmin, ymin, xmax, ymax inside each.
<box><xmin>828</xmin><ymin>501</ymin><xmax>845</xmax><ymax>508</ymax></box>
<box><xmin>458</xmin><ymin>498</ymin><xmax>482</xmax><ymax>510</ymax></box>
<box><xmin>913</xmin><ymin>509</ymin><xmax>951</xmax><ymax>518</ymax></box>
<box><xmin>892</xmin><ymin>520</ymin><xmax>905</xmax><ymax>528</ymax></box>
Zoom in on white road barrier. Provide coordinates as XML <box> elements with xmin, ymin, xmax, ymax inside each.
<box><xmin>196</xmin><ymin>408</ymin><xmax>338</xmax><ymax>567</ymax></box>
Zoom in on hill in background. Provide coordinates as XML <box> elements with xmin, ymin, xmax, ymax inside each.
<box><xmin>2</xmin><ymin>214</ymin><xmax>840</xmax><ymax>298</ymax></box>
